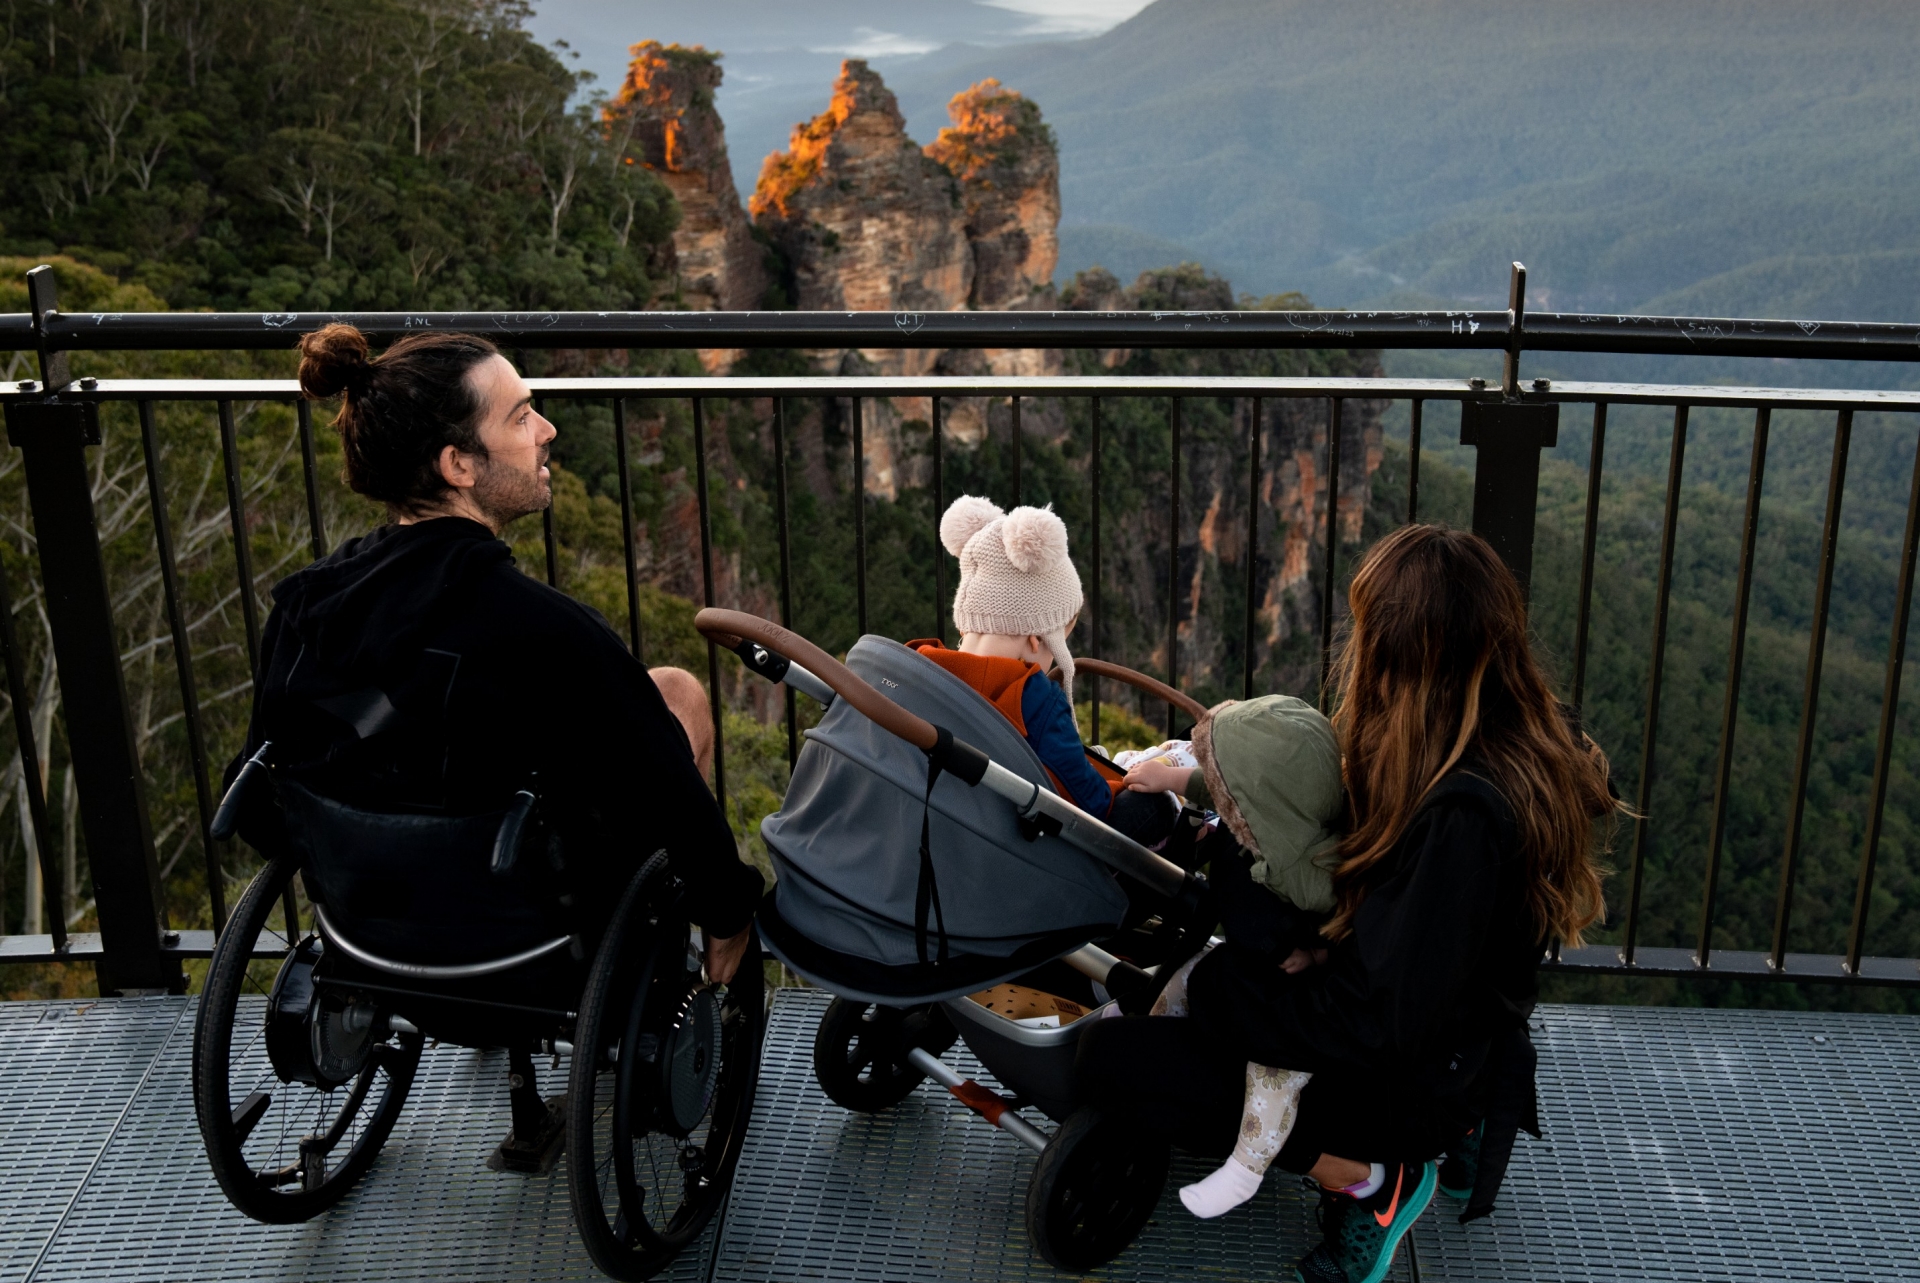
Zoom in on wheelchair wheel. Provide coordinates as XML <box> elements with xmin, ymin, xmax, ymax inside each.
<box><xmin>567</xmin><ymin>860</ymin><xmax>763</xmax><ymax>1281</ymax></box>
<box><xmin>812</xmin><ymin>998</ymin><xmax>958</xmax><ymax>1113</ymax></box>
<box><xmin>193</xmin><ymin>855</ymin><xmax>424</xmax><ymax>1223</ymax></box>
<box><xmin>1024</xmin><ymin>1106</ymin><xmax>1170</xmax><ymax>1271</ymax></box>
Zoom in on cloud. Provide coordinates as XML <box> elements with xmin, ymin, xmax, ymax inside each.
<box><xmin>975</xmin><ymin>0</ymin><xmax>1155</xmax><ymax>37</ymax></box>
<box><xmin>808</xmin><ymin>27</ymin><xmax>945</xmax><ymax>57</ymax></box>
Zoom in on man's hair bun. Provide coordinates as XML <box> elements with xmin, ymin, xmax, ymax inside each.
<box><xmin>297</xmin><ymin>324</ymin><xmax>374</xmax><ymax>400</ymax></box>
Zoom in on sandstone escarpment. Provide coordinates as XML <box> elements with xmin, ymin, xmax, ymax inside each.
<box><xmin>609</xmin><ymin>43</ymin><xmax>766</xmax><ymax>316</ymax></box>
<box><xmin>751</xmin><ymin>60</ymin><xmax>972</xmax><ymax>375</ymax></box>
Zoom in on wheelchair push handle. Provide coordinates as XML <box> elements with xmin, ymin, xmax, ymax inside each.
<box><xmin>490</xmin><ymin>790</ymin><xmax>538</xmax><ymax>877</ymax></box>
<box><xmin>210</xmin><ymin>741</ymin><xmax>272</xmax><ymax>841</ymax></box>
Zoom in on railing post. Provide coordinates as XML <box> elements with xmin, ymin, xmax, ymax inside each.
<box><xmin>1459</xmin><ymin>400</ymin><xmax>1559</xmax><ymax>599</ymax></box>
<box><xmin>4</xmin><ymin>267</ymin><xmax>182</xmax><ymax>993</ymax></box>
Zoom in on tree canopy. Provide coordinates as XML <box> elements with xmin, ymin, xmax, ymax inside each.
<box><xmin>0</xmin><ymin>0</ymin><xmax>679</xmax><ymax>310</ymax></box>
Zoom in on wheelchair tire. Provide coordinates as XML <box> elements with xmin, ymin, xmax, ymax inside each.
<box><xmin>193</xmin><ymin>855</ymin><xmax>423</xmax><ymax>1224</ymax></box>
<box><xmin>1024</xmin><ymin>1106</ymin><xmax>1170</xmax><ymax>1272</ymax></box>
<box><xmin>812</xmin><ymin>998</ymin><xmax>958</xmax><ymax>1113</ymax></box>
<box><xmin>567</xmin><ymin>859</ymin><xmax>763</xmax><ymax>1282</ymax></box>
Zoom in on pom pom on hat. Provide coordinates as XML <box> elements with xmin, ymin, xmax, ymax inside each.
<box><xmin>1000</xmin><ymin>506</ymin><xmax>1070</xmax><ymax>574</ymax></box>
<box><xmin>941</xmin><ymin>494</ymin><xmax>1003</xmax><ymax>557</ymax></box>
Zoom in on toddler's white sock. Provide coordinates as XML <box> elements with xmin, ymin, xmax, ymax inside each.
<box><xmin>1178</xmin><ymin>1155</ymin><xmax>1263</xmax><ymax>1218</ymax></box>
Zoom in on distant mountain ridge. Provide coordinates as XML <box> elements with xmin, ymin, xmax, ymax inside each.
<box><xmin>878</xmin><ymin>0</ymin><xmax>1920</xmax><ymax>318</ymax></box>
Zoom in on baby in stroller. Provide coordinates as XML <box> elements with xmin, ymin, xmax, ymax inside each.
<box><xmin>910</xmin><ymin>496</ymin><xmax>1116</xmax><ymax>822</ymax></box>
<box><xmin>923</xmin><ymin>495</ymin><xmax>1348</xmax><ymax>1221</ymax></box>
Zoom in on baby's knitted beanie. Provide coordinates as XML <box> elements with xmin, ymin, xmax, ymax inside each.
<box><xmin>940</xmin><ymin>495</ymin><xmax>1084</xmax><ymax>702</ymax></box>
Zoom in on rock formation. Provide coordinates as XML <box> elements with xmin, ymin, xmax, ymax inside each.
<box><xmin>925</xmin><ymin>79</ymin><xmax>1060</xmax><ymax>312</ymax></box>
<box><xmin>608</xmin><ymin>43</ymin><xmax>766</xmax><ymax>317</ymax></box>
<box><xmin>750</xmin><ymin>60</ymin><xmax>973</xmax><ymax>374</ymax></box>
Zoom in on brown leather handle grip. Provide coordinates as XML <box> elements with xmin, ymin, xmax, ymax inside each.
<box><xmin>695</xmin><ymin>608</ymin><xmax>939</xmax><ymax>752</ymax></box>
<box><xmin>1075</xmin><ymin>657</ymin><xmax>1209</xmax><ymax>724</ymax></box>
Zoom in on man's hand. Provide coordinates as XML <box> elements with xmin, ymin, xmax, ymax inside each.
<box><xmin>1124</xmin><ymin>758</ymin><xmax>1189</xmax><ymax>794</ymax></box>
<box><xmin>703</xmin><ymin>927</ymin><xmax>752</xmax><ymax>985</ymax></box>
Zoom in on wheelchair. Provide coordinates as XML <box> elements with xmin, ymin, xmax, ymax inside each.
<box><xmin>191</xmin><ymin>744</ymin><xmax>761</xmax><ymax>1281</ymax></box>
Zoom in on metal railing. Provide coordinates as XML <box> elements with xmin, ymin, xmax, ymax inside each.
<box><xmin>2</xmin><ymin>262</ymin><xmax>1918</xmax><ymax>993</ymax></box>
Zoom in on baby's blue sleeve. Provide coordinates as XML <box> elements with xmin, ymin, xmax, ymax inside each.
<box><xmin>1021</xmin><ymin>678</ymin><xmax>1112</xmax><ymax>818</ymax></box>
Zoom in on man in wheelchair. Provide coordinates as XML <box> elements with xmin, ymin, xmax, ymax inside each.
<box><xmin>194</xmin><ymin>324</ymin><xmax>764</xmax><ymax>1277</ymax></box>
<box><xmin>232</xmin><ymin>323</ymin><xmax>762</xmax><ymax>975</ymax></box>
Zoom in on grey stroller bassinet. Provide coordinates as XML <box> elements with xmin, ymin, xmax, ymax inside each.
<box><xmin>699</xmin><ymin>609</ymin><xmax>1218</xmax><ymax>1273</ymax></box>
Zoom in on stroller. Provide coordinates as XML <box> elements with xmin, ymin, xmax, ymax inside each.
<box><xmin>699</xmin><ymin>609</ymin><xmax>1219</xmax><ymax>1272</ymax></box>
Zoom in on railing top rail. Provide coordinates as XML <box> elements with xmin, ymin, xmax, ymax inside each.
<box><xmin>8</xmin><ymin>375</ymin><xmax>1920</xmax><ymax>412</ymax></box>
<box><xmin>4</xmin><ymin>307</ymin><xmax>1920</xmax><ymax>362</ymax></box>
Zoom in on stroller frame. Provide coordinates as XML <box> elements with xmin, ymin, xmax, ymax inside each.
<box><xmin>698</xmin><ymin>608</ymin><xmax>1218</xmax><ymax>1271</ymax></box>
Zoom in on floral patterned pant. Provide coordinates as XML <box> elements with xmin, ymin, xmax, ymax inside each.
<box><xmin>1152</xmin><ymin>946</ymin><xmax>1313</xmax><ymax>1174</ymax></box>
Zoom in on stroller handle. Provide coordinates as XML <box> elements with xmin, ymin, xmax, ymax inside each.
<box><xmin>695</xmin><ymin>608</ymin><xmax>1197</xmax><ymax>900</ymax></box>
<box><xmin>1074</xmin><ymin>658</ymin><xmax>1208</xmax><ymax>725</ymax></box>
<box><xmin>697</xmin><ymin>609</ymin><xmax>944</xmax><ymax>753</ymax></box>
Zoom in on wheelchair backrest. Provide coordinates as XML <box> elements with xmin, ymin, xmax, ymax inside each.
<box><xmin>278</xmin><ymin>779</ymin><xmax>563</xmax><ymax>967</ymax></box>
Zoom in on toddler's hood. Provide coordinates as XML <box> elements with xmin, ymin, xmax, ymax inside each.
<box><xmin>1192</xmin><ymin>694</ymin><xmax>1342</xmax><ymax>912</ymax></box>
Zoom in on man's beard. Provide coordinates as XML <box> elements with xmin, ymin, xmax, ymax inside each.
<box><xmin>471</xmin><ymin>448</ymin><xmax>551</xmax><ymax>528</ymax></box>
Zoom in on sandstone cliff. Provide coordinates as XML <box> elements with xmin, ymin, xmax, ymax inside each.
<box><xmin>751</xmin><ymin>59</ymin><xmax>972</xmax><ymax>377</ymax></box>
<box><xmin>925</xmin><ymin>79</ymin><xmax>1060</xmax><ymax>312</ymax></box>
<box><xmin>609</xmin><ymin>43</ymin><xmax>766</xmax><ymax>317</ymax></box>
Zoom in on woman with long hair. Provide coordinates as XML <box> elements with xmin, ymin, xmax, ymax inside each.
<box><xmin>1076</xmin><ymin>525</ymin><xmax>1615</xmax><ymax>1283</ymax></box>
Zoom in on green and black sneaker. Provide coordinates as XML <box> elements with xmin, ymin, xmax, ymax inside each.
<box><xmin>1438</xmin><ymin>1121</ymin><xmax>1483</xmax><ymax>1200</ymax></box>
<box><xmin>1293</xmin><ymin>1160</ymin><xmax>1437</xmax><ymax>1283</ymax></box>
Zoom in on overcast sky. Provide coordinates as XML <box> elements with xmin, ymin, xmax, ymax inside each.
<box><xmin>524</xmin><ymin>0</ymin><xmax>1151</xmax><ymax>91</ymax></box>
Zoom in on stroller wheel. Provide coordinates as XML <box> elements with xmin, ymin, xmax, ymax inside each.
<box><xmin>812</xmin><ymin>998</ymin><xmax>958</xmax><ymax>1113</ymax></box>
<box><xmin>1024</xmin><ymin>1106</ymin><xmax>1170</xmax><ymax>1272</ymax></box>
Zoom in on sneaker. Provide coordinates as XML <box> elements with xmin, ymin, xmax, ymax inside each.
<box><xmin>1293</xmin><ymin>1160</ymin><xmax>1437</xmax><ymax>1283</ymax></box>
<box><xmin>1438</xmin><ymin>1121</ymin><xmax>1483</xmax><ymax>1200</ymax></box>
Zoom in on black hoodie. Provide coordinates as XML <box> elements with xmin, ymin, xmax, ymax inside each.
<box><xmin>230</xmin><ymin>516</ymin><xmax>763</xmax><ymax>937</ymax></box>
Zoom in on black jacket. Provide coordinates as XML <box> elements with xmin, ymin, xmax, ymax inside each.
<box><xmin>1192</xmin><ymin>770</ymin><xmax>1539</xmax><ymax>1095</ymax></box>
<box><xmin>229</xmin><ymin>516</ymin><xmax>763</xmax><ymax>938</ymax></box>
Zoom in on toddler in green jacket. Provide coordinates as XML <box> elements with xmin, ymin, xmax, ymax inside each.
<box><xmin>1121</xmin><ymin>694</ymin><xmax>1342</xmax><ymax>1218</ymax></box>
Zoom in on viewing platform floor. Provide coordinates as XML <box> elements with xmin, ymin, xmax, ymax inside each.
<box><xmin>1</xmin><ymin>986</ymin><xmax>1915</xmax><ymax>1282</ymax></box>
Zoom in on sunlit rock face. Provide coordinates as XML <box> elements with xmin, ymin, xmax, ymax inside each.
<box><xmin>925</xmin><ymin>79</ymin><xmax>1060</xmax><ymax>313</ymax></box>
<box><xmin>752</xmin><ymin>59</ymin><xmax>972</xmax><ymax>376</ymax></box>
<box><xmin>610</xmin><ymin>42</ymin><xmax>767</xmax><ymax>319</ymax></box>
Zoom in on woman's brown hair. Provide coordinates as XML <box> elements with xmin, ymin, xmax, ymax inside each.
<box><xmin>1325</xmin><ymin>524</ymin><xmax>1615</xmax><ymax>946</ymax></box>
<box><xmin>297</xmin><ymin>324</ymin><xmax>500</xmax><ymax>513</ymax></box>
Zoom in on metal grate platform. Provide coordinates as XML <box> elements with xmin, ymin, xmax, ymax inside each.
<box><xmin>1</xmin><ymin>988</ymin><xmax>1916</xmax><ymax>1282</ymax></box>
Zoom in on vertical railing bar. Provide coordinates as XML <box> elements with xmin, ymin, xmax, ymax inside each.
<box><xmin>853</xmin><ymin>396</ymin><xmax>866</xmax><ymax>637</ymax></box>
<box><xmin>295</xmin><ymin>399</ymin><xmax>326</xmax><ymax>560</ymax></box>
<box><xmin>1622</xmin><ymin>404</ymin><xmax>1689</xmax><ymax>964</ymax></box>
<box><xmin>692</xmin><ymin>398</ymin><xmax>725</xmax><ymax>810</ymax></box>
<box><xmin>0</xmin><ymin>533</ymin><xmax>62</xmax><ymax>950</ymax></box>
<box><xmin>1011</xmin><ymin>395</ymin><xmax>1022</xmax><ymax>508</ymax></box>
<box><xmin>1771</xmin><ymin>408</ymin><xmax>1852</xmax><ymax>970</ymax></box>
<box><xmin>1406</xmin><ymin>399</ymin><xmax>1423</xmax><ymax>524</ymax></box>
<box><xmin>1848</xmin><ymin>419</ymin><xmax>1920</xmax><ymax>972</ymax></box>
<box><xmin>1318</xmin><ymin>398</ymin><xmax>1343</xmax><ymax>710</ymax></box>
<box><xmin>1243</xmin><ymin>398</ymin><xmax>1261</xmax><ymax>701</ymax></box>
<box><xmin>216</xmin><ymin>400</ymin><xmax>262</xmax><ymax>676</ymax></box>
<box><xmin>1090</xmin><ymin>397</ymin><xmax>1102</xmax><ymax>748</ymax></box>
<box><xmin>612</xmin><ymin>398</ymin><xmax>645</xmax><ymax>661</ymax></box>
<box><xmin>1697</xmin><ymin>406</ymin><xmax>1770</xmax><ymax>966</ymax></box>
<box><xmin>536</xmin><ymin>398</ymin><xmax>558</xmax><ymax>588</ymax></box>
<box><xmin>774</xmin><ymin>398</ymin><xmax>799</xmax><ymax>771</ymax></box>
<box><xmin>1166</xmin><ymin>397</ymin><xmax>1181</xmax><ymax>739</ymax></box>
<box><xmin>1570</xmin><ymin>404</ymin><xmax>1608</xmax><ymax>712</ymax></box>
<box><xmin>140</xmin><ymin>400</ymin><xmax>226</xmax><ymax>935</ymax></box>
<box><xmin>932</xmin><ymin>396</ymin><xmax>945</xmax><ymax>644</ymax></box>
